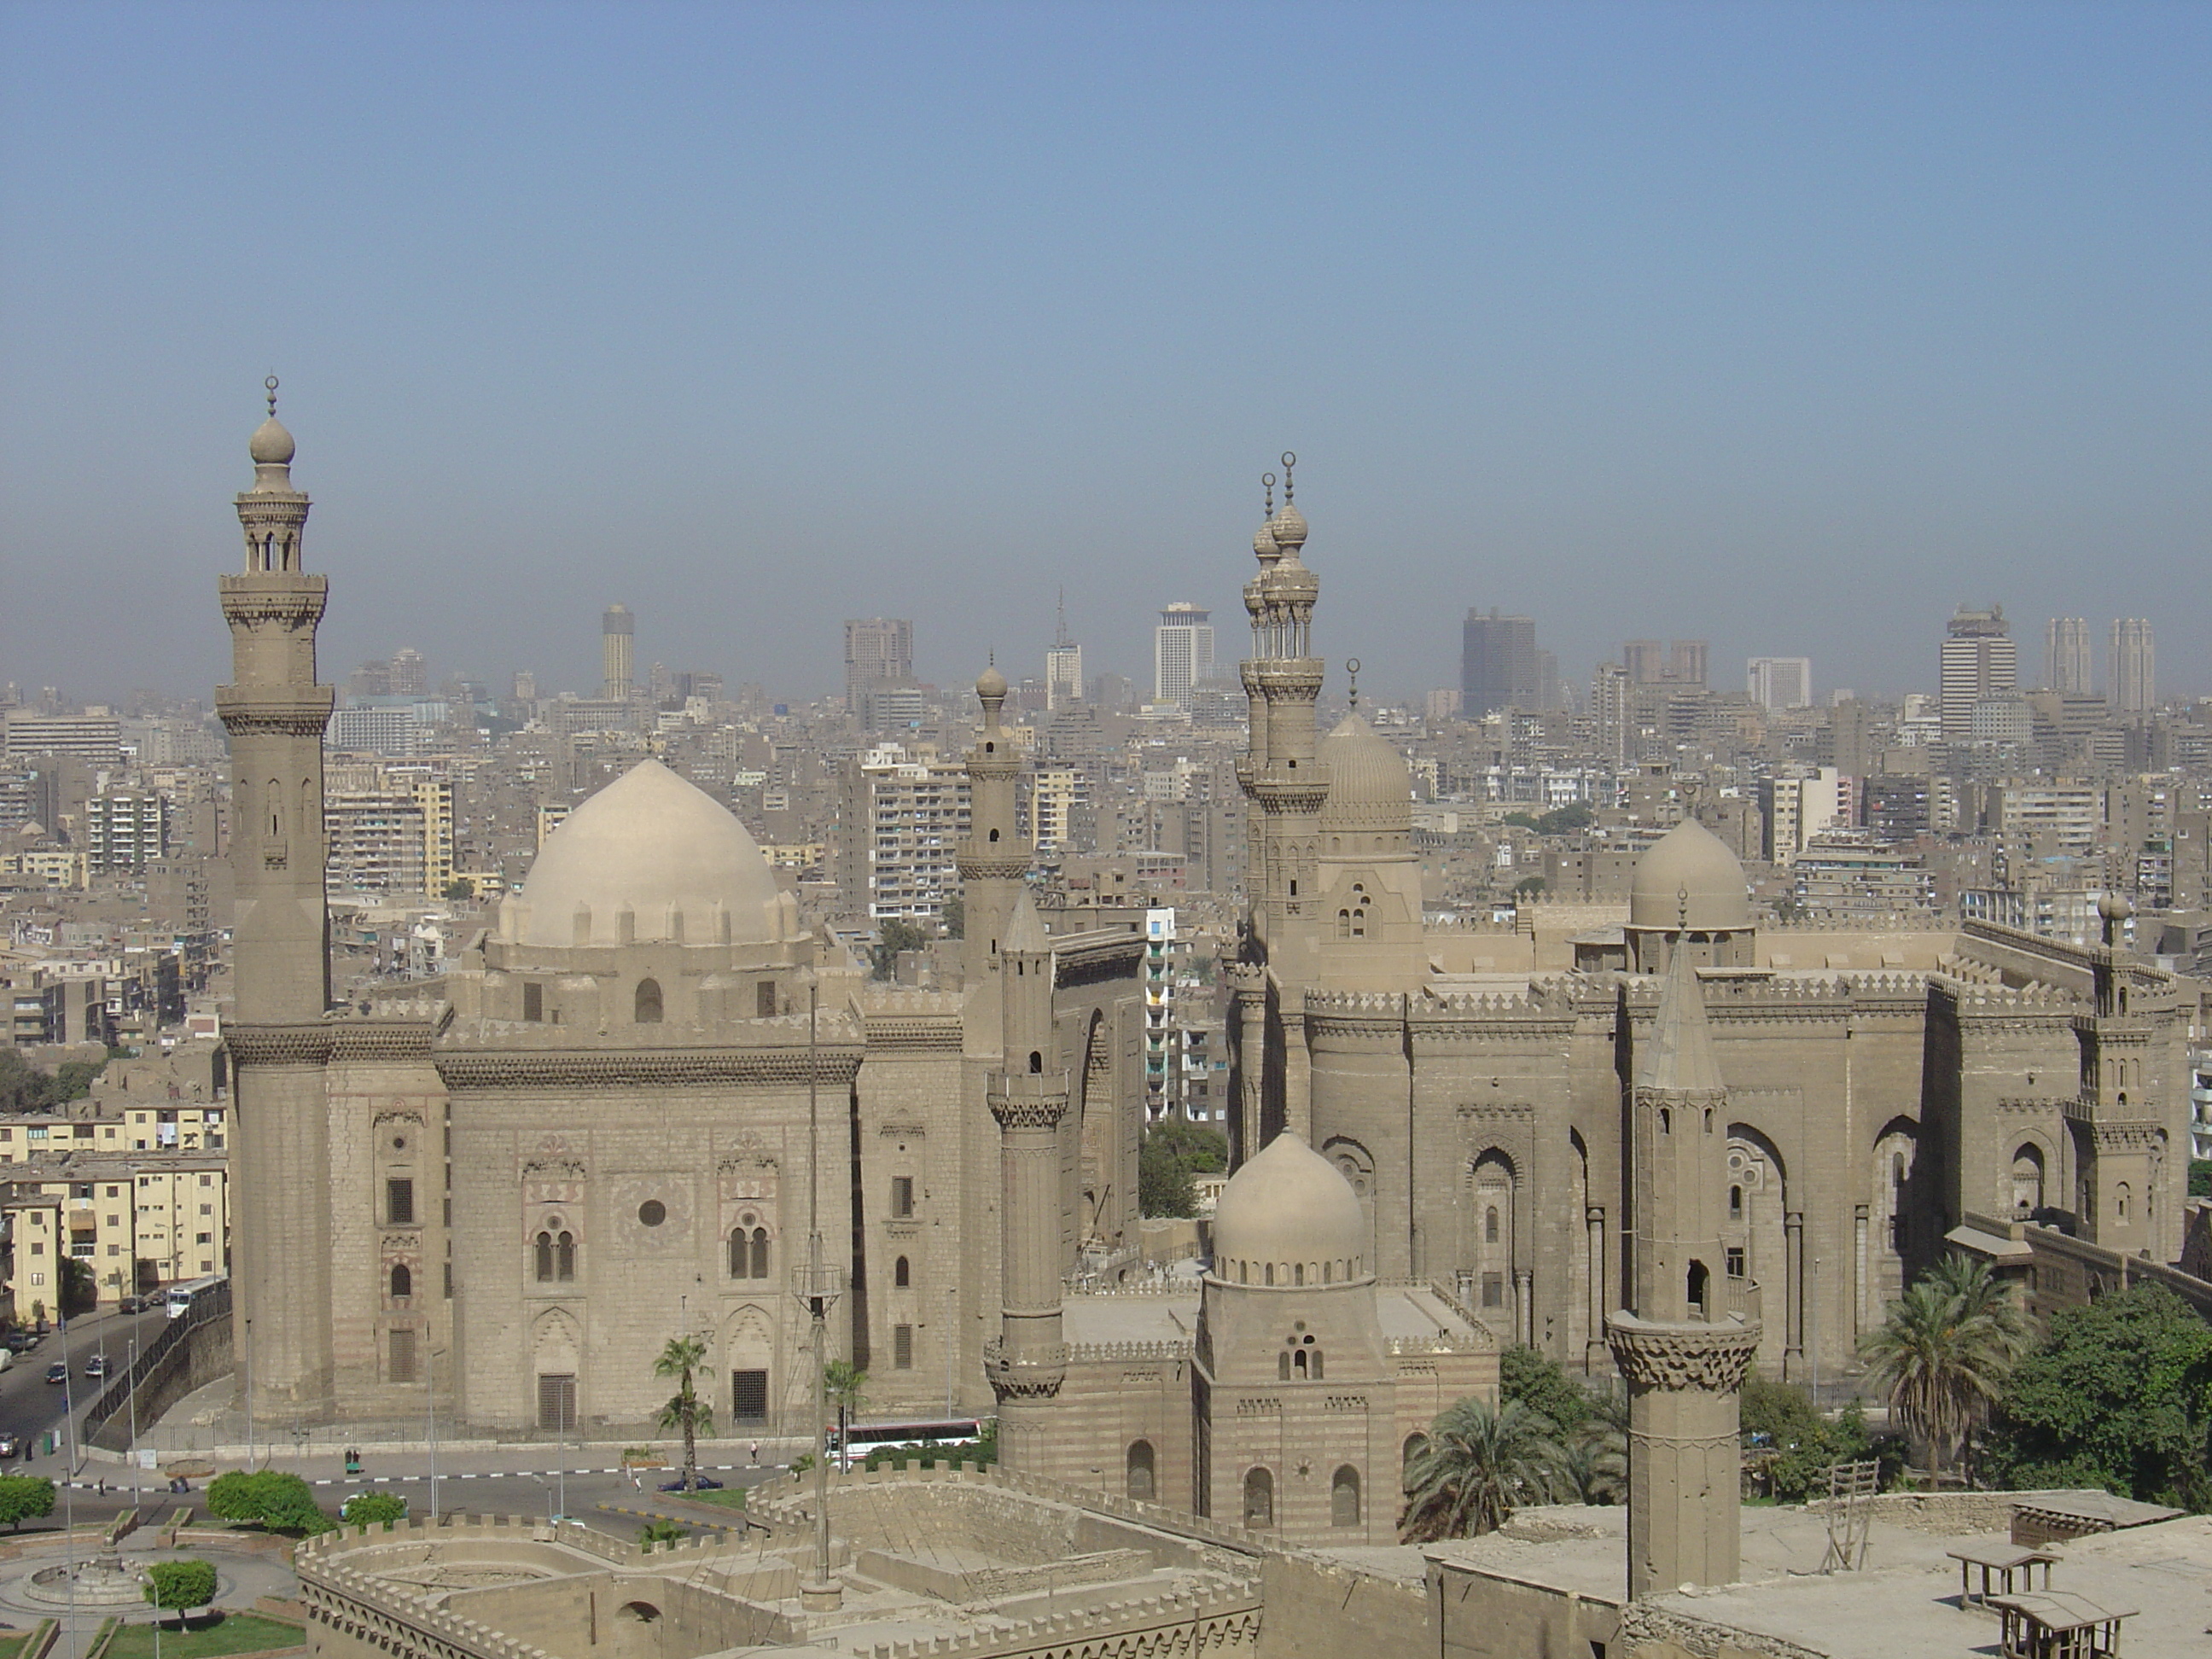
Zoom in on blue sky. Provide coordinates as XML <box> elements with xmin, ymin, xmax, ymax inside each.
<box><xmin>3</xmin><ymin>2</ymin><xmax>2207</xmax><ymax>703</ymax></box>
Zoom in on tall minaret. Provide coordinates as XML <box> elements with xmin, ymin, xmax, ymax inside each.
<box><xmin>1236</xmin><ymin>457</ymin><xmax>1328</xmax><ymax>977</ymax></box>
<box><xmin>2075</xmin><ymin>894</ymin><xmax>2163</xmax><ymax>1254</ymax></box>
<box><xmin>956</xmin><ymin>662</ymin><xmax>1029</xmax><ymax>986</ymax></box>
<box><xmin>986</xmin><ymin>891</ymin><xmax>1069</xmax><ymax>1468</ymax></box>
<box><xmin>218</xmin><ymin>380</ymin><xmax>338</xmax><ymax>1421</ymax></box>
<box><xmin>1606</xmin><ymin>932</ymin><xmax>1760</xmax><ymax>1598</ymax></box>
<box><xmin>219</xmin><ymin>379</ymin><xmax>334</xmax><ymax>1022</ymax></box>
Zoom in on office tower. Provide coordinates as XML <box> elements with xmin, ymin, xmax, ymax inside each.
<box><xmin>2109</xmin><ymin>619</ymin><xmax>2155</xmax><ymax>714</ymax></box>
<box><xmin>844</xmin><ymin>617</ymin><xmax>914</xmax><ymax>705</ymax></box>
<box><xmin>1045</xmin><ymin>594</ymin><xmax>1084</xmax><ymax>712</ymax></box>
<box><xmin>2045</xmin><ymin>617</ymin><xmax>2093</xmax><ymax>695</ymax></box>
<box><xmin>1425</xmin><ymin>688</ymin><xmax>1462</xmax><ymax>722</ymax></box>
<box><xmin>1153</xmin><ymin>603</ymin><xmax>1214</xmax><ymax>707</ymax></box>
<box><xmin>1939</xmin><ymin>604</ymin><xmax>2015</xmax><ymax>742</ymax></box>
<box><xmin>1460</xmin><ymin>609</ymin><xmax>1539</xmax><ymax>717</ymax></box>
<box><xmin>601</xmin><ymin>604</ymin><xmax>634</xmax><ymax>700</ymax></box>
<box><xmin>1668</xmin><ymin>639</ymin><xmax>1708</xmax><ymax>689</ymax></box>
<box><xmin>387</xmin><ymin>647</ymin><xmax>428</xmax><ymax>696</ymax></box>
<box><xmin>1591</xmin><ymin>663</ymin><xmax>1630</xmax><ymax>763</ymax></box>
<box><xmin>1745</xmin><ymin>657</ymin><xmax>1813</xmax><ymax>713</ymax></box>
<box><xmin>1622</xmin><ymin>640</ymin><xmax>1667</xmax><ymax>685</ymax></box>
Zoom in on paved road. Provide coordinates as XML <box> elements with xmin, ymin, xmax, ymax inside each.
<box><xmin>0</xmin><ymin>1306</ymin><xmax>174</xmax><ymax>1468</ymax></box>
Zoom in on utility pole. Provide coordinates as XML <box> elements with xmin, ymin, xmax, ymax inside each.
<box><xmin>127</xmin><ymin>1336</ymin><xmax>141</xmax><ymax>1510</ymax></box>
<box><xmin>791</xmin><ymin>971</ymin><xmax>843</xmax><ymax>1613</ymax></box>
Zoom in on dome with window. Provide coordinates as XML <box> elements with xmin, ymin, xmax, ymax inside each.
<box><xmin>1211</xmin><ymin>1132</ymin><xmax>1370</xmax><ymax>1287</ymax></box>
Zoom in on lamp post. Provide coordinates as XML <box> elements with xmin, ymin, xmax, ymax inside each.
<box><xmin>789</xmin><ymin>969</ymin><xmax>843</xmax><ymax>1612</ymax></box>
<box><xmin>137</xmin><ymin>1570</ymin><xmax>164</xmax><ymax>1659</ymax></box>
<box><xmin>127</xmin><ymin>1335</ymin><xmax>140</xmax><ymax>1510</ymax></box>
<box><xmin>242</xmin><ymin>1314</ymin><xmax>254</xmax><ymax>1471</ymax></box>
<box><xmin>426</xmin><ymin>1339</ymin><xmax>443</xmax><ymax>1520</ymax></box>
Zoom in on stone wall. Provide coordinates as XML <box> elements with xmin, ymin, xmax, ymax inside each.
<box><xmin>1429</xmin><ymin>1562</ymin><xmax>1621</xmax><ymax>1659</ymax></box>
<box><xmin>1254</xmin><ymin>1554</ymin><xmax>1427</xmax><ymax>1659</ymax></box>
<box><xmin>89</xmin><ymin>1310</ymin><xmax>233</xmax><ymax>1454</ymax></box>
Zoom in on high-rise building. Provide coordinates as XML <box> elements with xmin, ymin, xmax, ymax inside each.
<box><xmin>844</xmin><ymin>617</ymin><xmax>914</xmax><ymax>707</ymax></box>
<box><xmin>2110</xmin><ymin>618</ymin><xmax>2155</xmax><ymax>714</ymax></box>
<box><xmin>1745</xmin><ymin>657</ymin><xmax>1812</xmax><ymax>712</ymax></box>
<box><xmin>831</xmin><ymin>744</ymin><xmax>970</xmax><ymax>922</ymax></box>
<box><xmin>1459</xmin><ymin>609</ymin><xmax>1538</xmax><ymax>717</ymax></box>
<box><xmin>1591</xmin><ymin>663</ymin><xmax>1630</xmax><ymax>763</ymax></box>
<box><xmin>1668</xmin><ymin>639</ymin><xmax>1708</xmax><ymax>689</ymax></box>
<box><xmin>1152</xmin><ymin>603</ymin><xmax>1214</xmax><ymax>708</ymax></box>
<box><xmin>1939</xmin><ymin>604</ymin><xmax>2015</xmax><ymax>742</ymax></box>
<box><xmin>2044</xmin><ymin>617</ymin><xmax>2093</xmax><ymax>695</ymax></box>
<box><xmin>84</xmin><ymin>793</ymin><xmax>170</xmax><ymax>874</ymax></box>
<box><xmin>1623</xmin><ymin>639</ymin><xmax>1707</xmax><ymax>688</ymax></box>
<box><xmin>1622</xmin><ymin>640</ymin><xmax>1666</xmax><ymax>685</ymax></box>
<box><xmin>387</xmin><ymin>647</ymin><xmax>428</xmax><ymax>696</ymax></box>
<box><xmin>600</xmin><ymin>605</ymin><xmax>634</xmax><ymax>701</ymax></box>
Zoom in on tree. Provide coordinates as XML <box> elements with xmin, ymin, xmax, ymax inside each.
<box><xmin>1859</xmin><ymin>1254</ymin><xmax>2031</xmax><ymax>1476</ymax></box>
<box><xmin>1139</xmin><ymin>1120</ymin><xmax>1228</xmax><ymax>1220</ymax></box>
<box><xmin>1738</xmin><ymin>1377</ymin><xmax>1889</xmax><ymax>1501</ymax></box>
<box><xmin>441</xmin><ymin>877</ymin><xmax>475</xmax><ymax>901</ymax></box>
<box><xmin>2190</xmin><ymin>1161</ymin><xmax>2212</xmax><ymax>1199</ymax></box>
<box><xmin>1981</xmin><ymin>1283</ymin><xmax>2212</xmax><ymax>1509</ymax></box>
<box><xmin>144</xmin><ymin>1559</ymin><xmax>218</xmax><ymax>1628</ymax></box>
<box><xmin>870</xmin><ymin>919</ymin><xmax>931</xmax><ymax>980</ymax></box>
<box><xmin>639</xmin><ymin>1517</ymin><xmax>686</xmax><ymax>1549</ymax></box>
<box><xmin>824</xmin><ymin>1359</ymin><xmax>869</xmax><ymax>1470</ymax></box>
<box><xmin>940</xmin><ymin>897</ymin><xmax>964</xmax><ymax>940</ymax></box>
<box><xmin>655</xmin><ymin>1336</ymin><xmax>714</xmax><ymax>1492</ymax></box>
<box><xmin>1499</xmin><ymin>1346</ymin><xmax>1592</xmax><ymax>1437</ymax></box>
<box><xmin>341</xmin><ymin>1491</ymin><xmax>409</xmax><ymax>1527</ymax></box>
<box><xmin>1400</xmin><ymin>1398</ymin><xmax>1568</xmax><ymax>1541</ymax></box>
<box><xmin>58</xmin><ymin>1259</ymin><xmax>96</xmax><ymax>1318</ymax></box>
<box><xmin>1511</xmin><ymin>876</ymin><xmax>1546</xmax><ymax>899</ymax></box>
<box><xmin>0</xmin><ymin>1475</ymin><xmax>55</xmax><ymax>1531</ymax></box>
<box><xmin>204</xmin><ymin>1470</ymin><xmax>333</xmax><ymax>1534</ymax></box>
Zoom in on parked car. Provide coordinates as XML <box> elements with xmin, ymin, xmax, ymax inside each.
<box><xmin>658</xmin><ymin>1476</ymin><xmax>724</xmax><ymax>1491</ymax></box>
<box><xmin>82</xmin><ymin>1354</ymin><xmax>110</xmax><ymax>1380</ymax></box>
<box><xmin>0</xmin><ymin>1350</ymin><xmax>12</xmax><ymax>1373</ymax></box>
<box><xmin>116</xmin><ymin>1295</ymin><xmax>141</xmax><ymax>1314</ymax></box>
<box><xmin>0</xmin><ymin>1435</ymin><xmax>20</xmax><ymax>1458</ymax></box>
<box><xmin>2</xmin><ymin>1330</ymin><xmax>39</xmax><ymax>1353</ymax></box>
<box><xmin>44</xmin><ymin>1362</ymin><xmax>67</xmax><ymax>1384</ymax></box>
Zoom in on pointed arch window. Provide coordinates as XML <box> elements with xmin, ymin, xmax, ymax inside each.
<box><xmin>635</xmin><ymin>979</ymin><xmax>663</xmax><ymax>1023</ymax></box>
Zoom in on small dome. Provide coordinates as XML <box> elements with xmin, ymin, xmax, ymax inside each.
<box><xmin>976</xmin><ymin>664</ymin><xmax>1008</xmax><ymax>701</ymax></box>
<box><xmin>1318</xmin><ymin>713</ymin><xmax>1412</xmax><ymax>834</ymax></box>
<box><xmin>1212</xmin><ymin>1133</ymin><xmax>1368</xmax><ymax>1278</ymax></box>
<box><xmin>509</xmin><ymin>759</ymin><xmax>784</xmax><ymax>949</ymax></box>
<box><xmin>1267</xmin><ymin>502</ymin><xmax>1307</xmax><ymax>552</ymax></box>
<box><xmin>1630</xmin><ymin>818</ymin><xmax>1751</xmax><ymax>933</ymax></box>
<box><xmin>248</xmin><ymin>417</ymin><xmax>295</xmax><ymax>466</ymax></box>
<box><xmin>1252</xmin><ymin>521</ymin><xmax>1281</xmax><ymax>563</ymax></box>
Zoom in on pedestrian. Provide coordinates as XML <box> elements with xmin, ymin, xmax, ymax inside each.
<box><xmin>748</xmin><ymin>1441</ymin><xmax>760</xmax><ymax>1466</ymax></box>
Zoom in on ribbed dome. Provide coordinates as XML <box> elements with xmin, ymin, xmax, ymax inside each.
<box><xmin>1318</xmin><ymin>713</ymin><xmax>1412</xmax><ymax>834</ymax></box>
<box><xmin>510</xmin><ymin>760</ymin><xmax>783</xmax><ymax>948</ymax></box>
<box><xmin>248</xmin><ymin>417</ymin><xmax>295</xmax><ymax>467</ymax></box>
<box><xmin>1267</xmin><ymin>502</ymin><xmax>1307</xmax><ymax>552</ymax></box>
<box><xmin>975</xmin><ymin>663</ymin><xmax>1008</xmax><ymax>700</ymax></box>
<box><xmin>1213</xmin><ymin>1133</ymin><xmax>1369</xmax><ymax>1279</ymax></box>
<box><xmin>1629</xmin><ymin>818</ymin><xmax>1752</xmax><ymax>932</ymax></box>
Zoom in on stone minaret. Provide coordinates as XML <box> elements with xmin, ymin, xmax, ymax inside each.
<box><xmin>2075</xmin><ymin>894</ymin><xmax>2166</xmax><ymax>1254</ymax></box>
<box><xmin>218</xmin><ymin>381</ymin><xmax>339</xmax><ymax>1421</ymax></box>
<box><xmin>1606</xmin><ymin>933</ymin><xmax>1761</xmax><ymax>1598</ymax></box>
<box><xmin>987</xmin><ymin>892</ymin><xmax>1068</xmax><ymax>1466</ymax></box>
<box><xmin>1236</xmin><ymin>462</ymin><xmax>1328</xmax><ymax>977</ymax></box>
<box><xmin>956</xmin><ymin>663</ymin><xmax>1029</xmax><ymax>986</ymax></box>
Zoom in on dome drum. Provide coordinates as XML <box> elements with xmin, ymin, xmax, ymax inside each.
<box><xmin>1209</xmin><ymin>1133</ymin><xmax>1371</xmax><ymax>1290</ymax></box>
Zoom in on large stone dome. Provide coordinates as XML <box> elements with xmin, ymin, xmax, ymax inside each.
<box><xmin>510</xmin><ymin>760</ymin><xmax>784</xmax><ymax>949</ymax></box>
<box><xmin>1318</xmin><ymin>713</ymin><xmax>1412</xmax><ymax>835</ymax></box>
<box><xmin>1212</xmin><ymin>1133</ymin><xmax>1370</xmax><ymax>1283</ymax></box>
<box><xmin>1629</xmin><ymin>817</ymin><xmax>1752</xmax><ymax>932</ymax></box>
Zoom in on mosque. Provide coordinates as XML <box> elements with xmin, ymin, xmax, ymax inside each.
<box><xmin>217</xmin><ymin>395</ymin><xmax>2195</xmax><ymax>1559</ymax></box>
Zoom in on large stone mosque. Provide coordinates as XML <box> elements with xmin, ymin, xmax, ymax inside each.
<box><xmin>218</xmin><ymin>396</ymin><xmax>2195</xmax><ymax>1560</ymax></box>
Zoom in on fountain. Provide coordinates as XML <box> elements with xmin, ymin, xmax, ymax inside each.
<box><xmin>23</xmin><ymin>1555</ymin><xmax>154</xmax><ymax>1609</ymax></box>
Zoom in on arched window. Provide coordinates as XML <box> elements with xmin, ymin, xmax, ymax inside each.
<box><xmin>1028</xmin><ymin>1050</ymin><xmax>1043</xmax><ymax>1074</ymax></box>
<box><xmin>729</xmin><ymin>1229</ymin><xmax>754</xmax><ymax>1278</ymax></box>
<box><xmin>1686</xmin><ymin>1259</ymin><xmax>1709</xmax><ymax>1318</ymax></box>
<box><xmin>1485</xmin><ymin>1206</ymin><xmax>1499</xmax><ymax>1243</ymax></box>
<box><xmin>556</xmin><ymin>1231</ymin><xmax>576</xmax><ymax>1282</ymax></box>
<box><xmin>390</xmin><ymin>1263</ymin><xmax>411</xmax><ymax>1299</ymax></box>
<box><xmin>1278</xmin><ymin>1351</ymin><xmax>1291</xmax><ymax>1381</ymax></box>
<box><xmin>635</xmin><ymin>979</ymin><xmax>663</xmax><ymax>1023</ymax></box>
<box><xmin>1312</xmin><ymin>1350</ymin><xmax>1324</xmax><ymax>1381</ymax></box>
<box><xmin>1264</xmin><ymin>1262</ymin><xmax>1275</xmax><ymax>1286</ymax></box>
<box><xmin>2116</xmin><ymin>1183</ymin><xmax>2132</xmax><ymax>1221</ymax></box>
<box><xmin>1243</xmin><ymin>1467</ymin><xmax>1274</xmax><ymax>1529</ymax></box>
<box><xmin>1729</xmin><ymin>1185</ymin><xmax>1744</xmax><ymax>1220</ymax></box>
<box><xmin>1338</xmin><ymin>910</ymin><xmax>1352</xmax><ymax>940</ymax></box>
<box><xmin>750</xmin><ymin>1227</ymin><xmax>770</xmax><ymax>1278</ymax></box>
<box><xmin>534</xmin><ymin>1231</ymin><xmax>554</xmax><ymax>1282</ymax></box>
<box><xmin>1330</xmin><ymin>1465</ymin><xmax>1360</xmax><ymax>1528</ymax></box>
<box><xmin>1659</xmin><ymin>1108</ymin><xmax>1672</xmax><ymax>1136</ymax></box>
<box><xmin>1126</xmin><ymin>1440</ymin><xmax>1155</xmax><ymax>1501</ymax></box>
<box><xmin>1294</xmin><ymin>1262</ymin><xmax>1305</xmax><ymax>1286</ymax></box>
<box><xmin>894</xmin><ymin>1254</ymin><xmax>911</xmax><ymax>1288</ymax></box>
<box><xmin>988</xmin><ymin>826</ymin><xmax>999</xmax><ymax>841</ymax></box>
<box><xmin>1292</xmin><ymin>1348</ymin><xmax>1307</xmax><ymax>1378</ymax></box>
<box><xmin>1403</xmin><ymin>1434</ymin><xmax>1428</xmax><ymax>1480</ymax></box>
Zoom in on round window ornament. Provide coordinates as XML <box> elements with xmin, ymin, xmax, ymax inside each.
<box><xmin>638</xmin><ymin>1200</ymin><xmax>667</xmax><ymax>1227</ymax></box>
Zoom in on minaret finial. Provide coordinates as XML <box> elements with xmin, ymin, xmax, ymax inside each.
<box><xmin>1678</xmin><ymin>886</ymin><xmax>1691</xmax><ymax>933</ymax></box>
<box><xmin>1262</xmin><ymin>471</ymin><xmax>1276</xmax><ymax>516</ymax></box>
<box><xmin>1346</xmin><ymin>656</ymin><xmax>1362</xmax><ymax>712</ymax></box>
<box><xmin>1280</xmin><ymin>451</ymin><xmax>1296</xmax><ymax>504</ymax></box>
<box><xmin>265</xmin><ymin>375</ymin><xmax>279</xmax><ymax>418</ymax></box>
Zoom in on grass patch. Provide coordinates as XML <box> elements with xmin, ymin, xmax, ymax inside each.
<box><xmin>0</xmin><ymin>1627</ymin><xmax>39</xmax><ymax>1659</ymax></box>
<box><xmin>104</xmin><ymin>1613</ymin><xmax>304</xmax><ymax>1659</ymax></box>
<box><xmin>667</xmin><ymin>1486</ymin><xmax>748</xmax><ymax>1511</ymax></box>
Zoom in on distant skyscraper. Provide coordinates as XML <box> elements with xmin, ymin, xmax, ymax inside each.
<box><xmin>511</xmin><ymin>671</ymin><xmax>538</xmax><ymax>701</ymax></box>
<box><xmin>844</xmin><ymin>617</ymin><xmax>914</xmax><ymax>706</ymax></box>
<box><xmin>2109</xmin><ymin>618</ymin><xmax>2155</xmax><ymax>714</ymax></box>
<box><xmin>601</xmin><ymin>604</ymin><xmax>634</xmax><ymax>701</ymax></box>
<box><xmin>2045</xmin><ymin>617</ymin><xmax>2093</xmax><ymax>694</ymax></box>
<box><xmin>1940</xmin><ymin>604</ymin><xmax>2015</xmax><ymax>741</ymax></box>
<box><xmin>1460</xmin><ymin>608</ymin><xmax>1539</xmax><ymax>717</ymax></box>
<box><xmin>1745</xmin><ymin>657</ymin><xmax>1813</xmax><ymax>712</ymax></box>
<box><xmin>1153</xmin><ymin>603</ymin><xmax>1214</xmax><ymax>707</ymax></box>
<box><xmin>1621</xmin><ymin>639</ymin><xmax>1666</xmax><ymax>685</ymax></box>
<box><xmin>388</xmin><ymin>647</ymin><xmax>428</xmax><ymax>696</ymax></box>
<box><xmin>1591</xmin><ymin>662</ymin><xmax>1630</xmax><ymax>763</ymax></box>
<box><xmin>1668</xmin><ymin>639</ymin><xmax>1708</xmax><ymax>689</ymax></box>
<box><xmin>1045</xmin><ymin>591</ymin><xmax>1083</xmax><ymax>712</ymax></box>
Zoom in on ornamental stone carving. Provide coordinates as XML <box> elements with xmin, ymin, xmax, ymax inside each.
<box><xmin>989</xmin><ymin>1091</ymin><xmax>1070</xmax><ymax>1130</ymax></box>
<box><xmin>1604</xmin><ymin>1313</ymin><xmax>1762</xmax><ymax>1393</ymax></box>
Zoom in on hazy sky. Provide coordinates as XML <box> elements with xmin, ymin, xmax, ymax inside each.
<box><xmin>3</xmin><ymin>2</ymin><xmax>2208</xmax><ymax>707</ymax></box>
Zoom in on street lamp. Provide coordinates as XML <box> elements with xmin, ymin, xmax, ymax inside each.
<box><xmin>137</xmin><ymin>1570</ymin><xmax>164</xmax><ymax>1659</ymax></box>
<box><xmin>127</xmin><ymin>1336</ymin><xmax>140</xmax><ymax>1510</ymax></box>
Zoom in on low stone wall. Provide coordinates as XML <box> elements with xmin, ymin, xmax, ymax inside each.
<box><xmin>1615</xmin><ymin>1602</ymin><xmax>1826</xmax><ymax>1659</ymax></box>
<box><xmin>88</xmin><ymin>1312</ymin><xmax>234</xmax><ymax>1455</ymax></box>
<box><xmin>1256</xmin><ymin>1554</ymin><xmax>1428</xmax><ymax>1659</ymax></box>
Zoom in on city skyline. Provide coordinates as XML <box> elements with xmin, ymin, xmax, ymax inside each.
<box><xmin>4</xmin><ymin>5</ymin><xmax>2209</xmax><ymax>704</ymax></box>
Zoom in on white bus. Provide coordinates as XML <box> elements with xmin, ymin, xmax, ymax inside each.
<box><xmin>165</xmin><ymin>1275</ymin><xmax>227</xmax><ymax>1319</ymax></box>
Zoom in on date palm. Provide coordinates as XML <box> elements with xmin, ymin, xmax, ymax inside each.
<box><xmin>824</xmin><ymin>1359</ymin><xmax>869</xmax><ymax>1467</ymax></box>
<box><xmin>1860</xmin><ymin>1254</ymin><xmax>2029</xmax><ymax>1477</ymax></box>
<box><xmin>1400</xmin><ymin>1397</ymin><xmax>1569</xmax><ymax>1541</ymax></box>
<box><xmin>655</xmin><ymin>1336</ymin><xmax>714</xmax><ymax>1491</ymax></box>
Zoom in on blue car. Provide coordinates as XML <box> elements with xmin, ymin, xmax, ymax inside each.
<box><xmin>657</xmin><ymin>1475</ymin><xmax>723</xmax><ymax>1492</ymax></box>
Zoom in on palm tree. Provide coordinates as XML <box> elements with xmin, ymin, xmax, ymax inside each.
<box><xmin>1860</xmin><ymin>1254</ymin><xmax>2030</xmax><ymax>1478</ymax></box>
<box><xmin>1400</xmin><ymin>1397</ymin><xmax>1569</xmax><ymax>1541</ymax></box>
<box><xmin>1563</xmin><ymin>1392</ymin><xmax>1628</xmax><ymax>1506</ymax></box>
<box><xmin>654</xmin><ymin>1336</ymin><xmax>714</xmax><ymax>1491</ymax></box>
<box><xmin>824</xmin><ymin>1359</ymin><xmax>869</xmax><ymax>1469</ymax></box>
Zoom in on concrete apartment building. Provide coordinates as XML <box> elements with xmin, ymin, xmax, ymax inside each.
<box><xmin>830</xmin><ymin>744</ymin><xmax>969</xmax><ymax>922</ymax></box>
<box><xmin>84</xmin><ymin>792</ymin><xmax>169</xmax><ymax>874</ymax></box>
